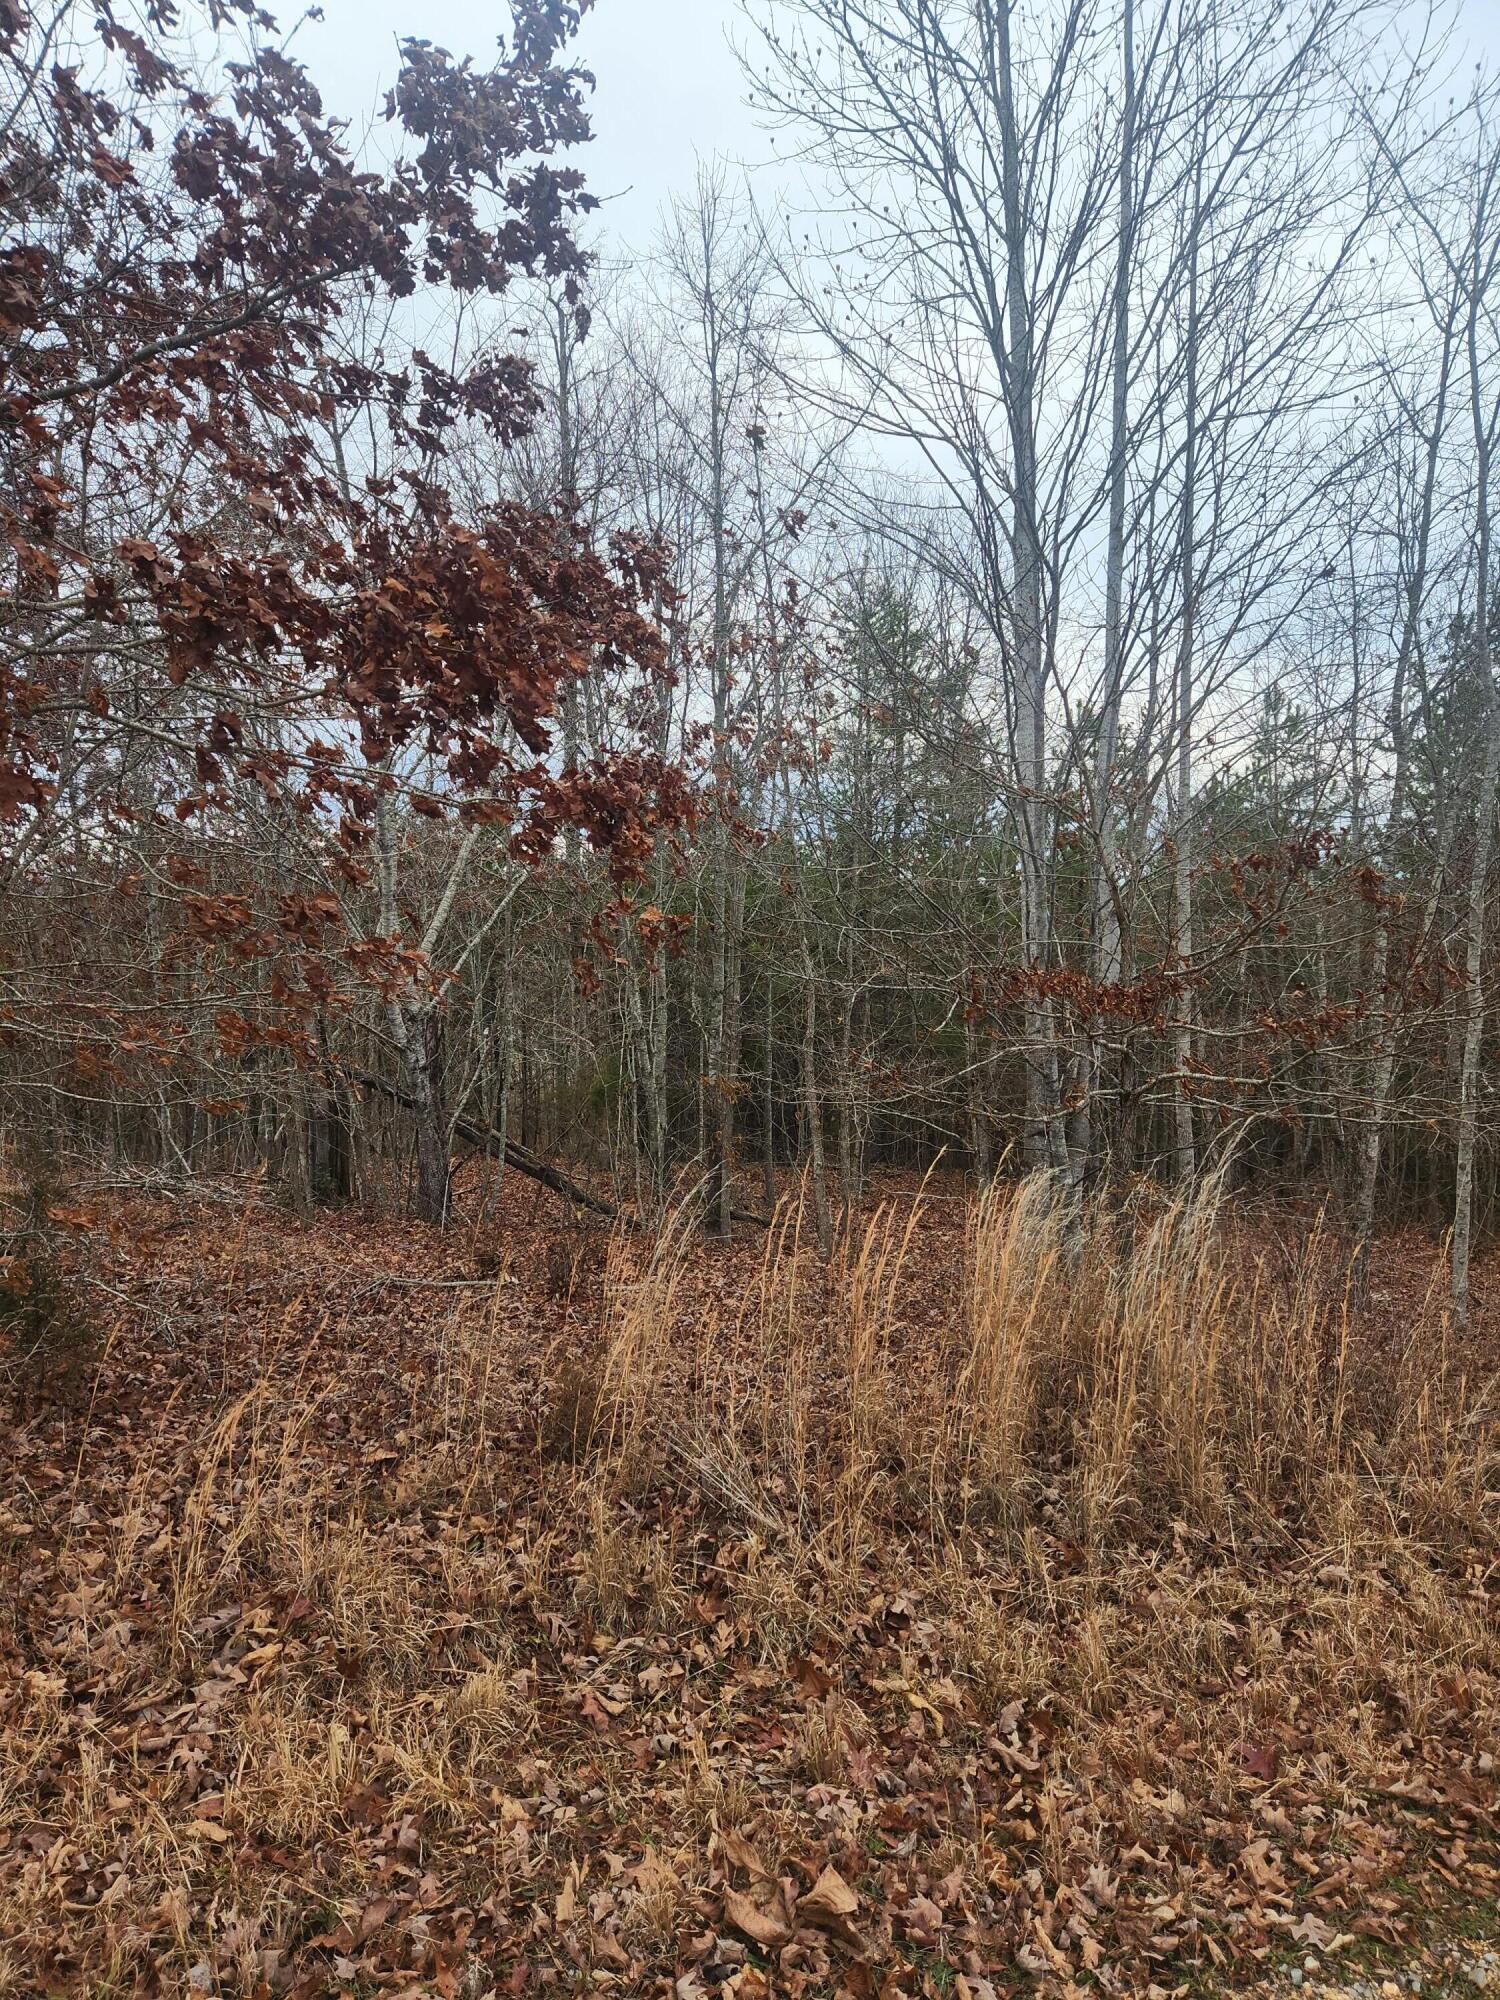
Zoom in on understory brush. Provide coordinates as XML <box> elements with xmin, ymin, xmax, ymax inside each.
<box><xmin>0</xmin><ymin>1159</ymin><xmax>99</xmax><ymax>1406</ymax></box>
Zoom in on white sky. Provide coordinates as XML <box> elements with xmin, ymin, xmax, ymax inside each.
<box><xmin>298</xmin><ymin>0</ymin><xmax>1500</xmax><ymax>265</ymax></box>
<box><xmin>299</xmin><ymin>0</ymin><xmax>770</xmax><ymax>255</ymax></box>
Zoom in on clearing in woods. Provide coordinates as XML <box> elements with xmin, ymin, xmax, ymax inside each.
<box><xmin>1</xmin><ymin>1171</ymin><xmax>1496</xmax><ymax>1998</ymax></box>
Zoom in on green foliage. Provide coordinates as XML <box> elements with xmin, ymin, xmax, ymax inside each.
<box><xmin>1201</xmin><ymin>685</ymin><xmax>1334</xmax><ymax>848</ymax></box>
<box><xmin>0</xmin><ymin>1156</ymin><xmax>98</xmax><ymax>1406</ymax></box>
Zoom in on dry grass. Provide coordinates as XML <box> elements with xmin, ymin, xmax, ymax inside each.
<box><xmin>1</xmin><ymin>1172</ymin><xmax>1496</xmax><ymax>1996</ymax></box>
<box><xmin>588</xmin><ymin>1171</ymin><xmax>1495</xmax><ymax>1577</ymax></box>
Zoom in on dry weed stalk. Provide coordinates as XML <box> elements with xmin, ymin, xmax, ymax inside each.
<box><xmin>593</xmin><ymin>1206</ymin><xmax>695</xmax><ymax>1487</ymax></box>
<box><xmin>841</xmin><ymin>1191</ymin><xmax>928</xmax><ymax>1468</ymax></box>
<box><xmin>948</xmin><ymin>1172</ymin><xmax>1068</xmax><ymax>1516</ymax></box>
<box><xmin>570</xmin><ymin>1170</ymin><xmax>1496</xmax><ymax>1595</ymax></box>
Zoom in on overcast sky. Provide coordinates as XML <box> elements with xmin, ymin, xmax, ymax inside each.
<box><xmin>299</xmin><ymin>0</ymin><xmax>770</xmax><ymax>255</ymax></box>
<box><xmin>297</xmin><ymin>0</ymin><xmax>1500</xmax><ymax>265</ymax></box>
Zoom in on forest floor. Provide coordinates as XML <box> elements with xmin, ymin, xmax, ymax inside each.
<box><xmin>0</xmin><ymin>1167</ymin><xmax>1497</xmax><ymax>1999</ymax></box>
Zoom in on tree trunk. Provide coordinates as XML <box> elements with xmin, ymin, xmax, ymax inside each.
<box><xmin>762</xmin><ymin>965</ymin><xmax>777</xmax><ymax>1209</ymax></box>
<box><xmin>966</xmin><ymin>1005</ymin><xmax>994</xmax><ymax>1184</ymax></box>
<box><xmin>837</xmin><ymin>943</ymin><xmax>861</xmax><ymax>1213</ymax></box>
<box><xmin>995</xmin><ymin>0</ymin><xmax>1066</xmax><ymax>1177</ymax></box>
<box><xmin>716</xmin><ymin>852</ymin><xmax>746</xmax><ymax>1232</ymax></box>
<box><xmin>1085</xmin><ymin>0</ymin><xmax>1135</xmax><ymax>1185</ymax></box>
<box><xmin>308</xmin><ymin>1083</ymin><xmax>353</xmax><ymax>1203</ymax></box>
<box><xmin>1171</xmin><ymin>145</ymin><xmax>1204</xmax><ymax>1188</ymax></box>
<box><xmin>798</xmin><ymin>919</ymin><xmax>832</xmax><ymax>1256</ymax></box>
<box><xmin>1452</xmin><ymin>248</ymin><xmax>1497</xmax><ymax>1325</ymax></box>
<box><xmin>1352</xmin><ymin>327</ymin><xmax>1453</xmax><ymax>1292</ymax></box>
<box><xmin>625</xmin><ymin>927</ymin><xmax>667</xmax><ymax>1209</ymax></box>
<box><xmin>400</xmin><ymin>1007</ymin><xmax>450</xmax><ymax>1226</ymax></box>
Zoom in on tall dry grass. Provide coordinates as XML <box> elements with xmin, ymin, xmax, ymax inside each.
<box><xmin>6</xmin><ymin>1175</ymin><xmax>1497</xmax><ymax>1996</ymax></box>
<box><xmin>90</xmin><ymin>1171</ymin><xmax>1491</xmax><ymax>1694</ymax></box>
<box><xmin>569</xmin><ymin>1171</ymin><xmax>1496</xmax><ymax>1576</ymax></box>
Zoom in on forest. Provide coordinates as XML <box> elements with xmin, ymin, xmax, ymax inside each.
<box><xmin>2</xmin><ymin>0</ymin><xmax>1499</xmax><ymax>1993</ymax></box>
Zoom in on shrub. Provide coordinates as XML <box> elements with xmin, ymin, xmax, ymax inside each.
<box><xmin>0</xmin><ymin>1155</ymin><xmax>99</xmax><ymax>1406</ymax></box>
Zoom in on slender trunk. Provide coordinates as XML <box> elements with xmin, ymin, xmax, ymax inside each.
<box><xmin>966</xmin><ymin>1005</ymin><xmax>994</xmax><ymax>1184</ymax></box>
<box><xmin>395</xmin><ymin>1005</ymin><xmax>450</xmax><ymax>1225</ymax></box>
<box><xmin>624</xmin><ymin>934</ymin><xmax>665</xmax><ymax>1208</ymax></box>
<box><xmin>308</xmin><ymin>1084</ymin><xmax>353</xmax><ymax>1203</ymax></box>
<box><xmin>1171</xmin><ymin>150</ymin><xmax>1204</xmax><ymax>1188</ymax></box>
<box><xmin>1452</xmin><ymin>257</ymin><xmax>1497</xmax><ymax>1325</ymax></box>
<box><xmin>718</xmin><ymin>853</ymin><xmax>746</xmax><ymax>1229</ymax></box>
<box><xmin>702</xmin><ymin>307</ymin><xmax>737</xmax><ymax>1237</ymax></box>
<box><xmin>1352</xmin><ymin>333</ymin><xmax>1454</xmax><ymax>1292</ymax></box>
<box><xmin>996</xmin><ymin>0</ymin><xmax>1065</xmax><ymax>1176</ymax></box>
<box><xmin>837</xmin><ymin>978</ymin><xmax>857</xmax><ymax>1213</ymax></box>
<box><xmin>1453</xmin><ymin>707</ymin><xmax>1498</xmax><ymax>1324</ymax></box>
<box><xmin>557</xmin><ymin>302</ymin><xmax>582</xmax><ymax>872</ymax></box>
<box><xmin>637</xmin><ymin>665</ymin><xmax>674</xmax><ymax>1208</ymax></box>
<box><xmin>649</xmin><ymin>948</ymin><xmax>669</xmax><ymax>1188</ymax></box>
<box><xmin>799</xmin><ymin>921</ymin><xmax>832</xmax><ymax>1256</ymax></box>
<box><xmin>1085</xmin><ymin>0</ymin><xmax>1136</xmax><ymax>1181</ymax></box>
<box><xmin>494</xmin><ymin>941</ymin><xmax>513</xmax><ymax>1206</ymax></box>
<box><xmin>1299</xmin><ymin>906</ymin><xmax>1331</xmax><ymax>1178</ymax></box>
<box><xmin>375</xmin><ymin>788</ymin><xmax>456</xmax><ymax>1225</ymax></box>
<box><xmin>704</xmin><ymin>845</ymin><xmax>728</xmax><ymax>1229</ymax></box>
<box><xmin>762</xmin><ymin>963</ymin><xmax>777</xmax><ymax>1208</ymax></box>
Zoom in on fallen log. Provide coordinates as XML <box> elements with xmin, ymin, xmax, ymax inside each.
<box><xmin>347</xmin><ymin>1065</ymin><xmax>773</xmax><ymax>1229</ymax></box>
<box><xmin>347</xmin><ymin>1066</ymin><xmax>622</xmax><ymax>1221</ymax></box>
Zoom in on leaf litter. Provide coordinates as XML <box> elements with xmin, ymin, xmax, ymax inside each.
<box><xmin>0</xmin><ymin>1171</ymin><xmax>1496</xmax><ymax>1997</ymax></box>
